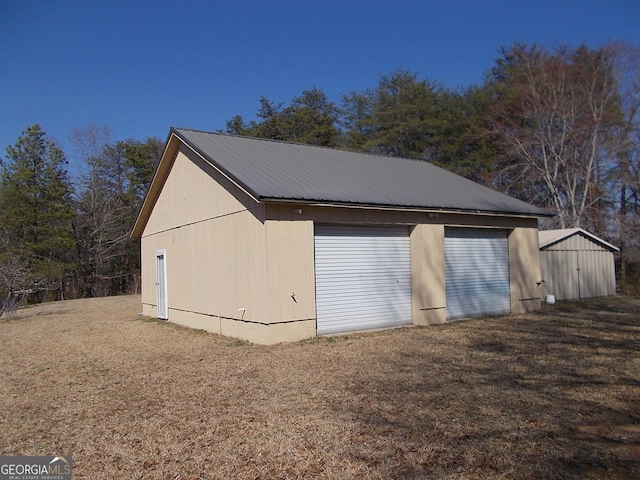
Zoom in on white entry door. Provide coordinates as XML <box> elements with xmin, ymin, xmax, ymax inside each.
<box><xmin>155</xmin><ymin>250</ymin><xmax>168</xmax><ymax>319</ymax></box>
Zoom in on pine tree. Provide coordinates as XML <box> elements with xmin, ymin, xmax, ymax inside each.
<box><xmin>341</xmin><ymin>70</ymin><xmax>444</xmax><ymax>159</ymax></box>
<box><xmin>0</xmin><ymin>125</ymin><xmax>76</xmax><ymax>300</ymax></box>
<box><xmin>225</xmin><ymin>89</ymin><xmax>341</xmax><ymax>147</ymax></box>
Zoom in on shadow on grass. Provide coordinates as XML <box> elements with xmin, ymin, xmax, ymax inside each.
<box><xmin>333</xmin><ymin>296</ymin><xmax>640</xmax><ymax>479</ymax></box>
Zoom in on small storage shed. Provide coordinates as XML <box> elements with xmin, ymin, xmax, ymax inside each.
<box><xmin>539</xmin><ymin>228</ymin><xmax>619</xmax><ymax>300</ymax></box>
<box><xmin>131</xmin><ymin>128</ymin><xmax>551</xmax><ymax>344</ymax></box>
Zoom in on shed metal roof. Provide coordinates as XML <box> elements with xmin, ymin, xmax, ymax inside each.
<box><xmin>172</xmin><ymin>128</ymin><xmax>550</xmax><ymax>217</ymax></box>
<box><xmin>539</xmin><ymin>228</ymin><xmax>619</xmax><ymax>251</ymax></box>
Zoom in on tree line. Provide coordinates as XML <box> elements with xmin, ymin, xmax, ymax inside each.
<box><xmin>1</xmin><ymin>41</ymin><xmax>639</xmax><ymax>313</ymax></box>
<box><xmin>226</xmin><ymin>42</ymin><xmax>640</xmax><ymax>292</ymax></box>
<box><xmin>0</xmin><ymin>124</ymin><xmax>162</xmax><ymax>315</ymax></box>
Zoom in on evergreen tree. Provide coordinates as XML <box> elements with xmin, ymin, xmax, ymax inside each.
<box><xmin>225</xmin><ymin>88</ymin><xmax>341</xmax><ymax>147</ymax></box>
<box><xmin>251</xmin><ymin>96</ymin><xmax>288</xmax><ymax>140</ymax></box>
<box><xmin>0</xmin><ymin>125</ymin><xmax>76</xmax><ymax>300</ymax></box>
<box><xmin>424</xmin><ymin>87</ymin><xmax>498</xmax><ymax>184</ymax></box>
<box><xmin>225</xmin><ymin>115</ymin><xmax>250</xmax><ymax>136</ymax></box>
<box><xmin>341</xmin><ymin>70</ymin><xmax>442</xmax><ymax>158</ymax></box>
<box><xmin>285</xmin><ymin>88</ymin><xmax>340</xmax><ymax>146</ymax></box>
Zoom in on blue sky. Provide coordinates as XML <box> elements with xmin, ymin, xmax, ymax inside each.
<box><xmin>1</xmin><ymin>0</ymin><xmax>639</xmax><ymax>163</ymax></box>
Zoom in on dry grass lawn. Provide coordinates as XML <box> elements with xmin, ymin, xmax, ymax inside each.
<box><xmin>0</xmin><ymin>295</ymin><xmax>639</xmax><ymax>479</ymax></box>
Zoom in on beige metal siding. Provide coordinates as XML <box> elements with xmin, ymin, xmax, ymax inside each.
<box><xmin>140</xmin><ymin>145</ymin><xmax>270</xmax><ymax>337</ymax></box>
<box><xmin>509</xmin><ymin>227</ymin><xmax>543</xmax><ymax>313</ymax></box>
<box><xmin>579</xmin><ymin>250</ymin><xmax>617</xmax><ymax>297</ymax></box>
<box><xmin>544</xmin><ymin>233</ymin><xmax>608</xmax><ymax>251</ymax></box>
<box><xmin>266</xmin><ymin>204</ymin><xmax>540</xmax><ymax>230</ymax></box>
<box><xmin>411</xmin><ymin>224</ymin><xmax>446</xmax><ymax>324</ymax></box>
<box><xmin>540</xmin><ymin>233</ymin><xmax>616</xmax><ymax>300</ymax></box>
<box><xmin>140</xmin><ymin>147</ymin><xmax>319</xmax><ymax>344</ymax></box>
<box><xmin>143</xmin><ymin>145</ymin><xmax>259</xmax><ymax>235</ymax></box>
<box><xmin>141</xmin><ymin>208</ymin><xmax>269</xmax><ymax>326</ymax></box>
<box><xmin>265</xmin><ymin>219</ymin><xmax>316</xmax><ymax>325</ymax></box>
<box><xmin>540</xmin><ymin>250</ymin><xmax>579</xmax><ymax>300</ymax></box>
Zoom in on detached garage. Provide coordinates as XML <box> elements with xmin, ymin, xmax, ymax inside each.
<box><xmin>132</xmin><ymin>128</ymin><xmax>550</xmax><ymax>344</ymax></box>
<box><xmin>539</xmin><ymin>228</ymin><xmax>619</xmax><ymax>300</ymax></box>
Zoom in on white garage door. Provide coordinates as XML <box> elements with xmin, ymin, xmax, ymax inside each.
<box><xmin>445</xmin><ymin>228</ymin><xmax>511</xmax><ymax>321</ymax></box>
<box><xmin>315</xmin><ymin>225</ymin><xmax>412</xmax><ymax>335</ymax></box>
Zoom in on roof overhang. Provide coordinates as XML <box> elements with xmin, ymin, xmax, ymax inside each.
<box><xmin>131</xmin><ymin>131</ymin><xmax>180</xmax><ymax>239</ymax></box>
<box><xmin>260</xmin><ymin>197</ymin><xmax>553</xmax><ymax>219</ymax></box>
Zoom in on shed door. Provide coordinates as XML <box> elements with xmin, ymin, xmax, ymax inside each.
<box><xmin>445</xmin><ymin>228</ymin><xmax>510</xmax><ymax>321</ymax></box>
<box><xmin>314</xmin><ymin>225</ymin><xmax>412</xmax><ymax>335</ymax></box>
<box><xmin>578</xmin><ymin>250</ymin><xmax>617</xmax><ymax>298</ymax></box>
<box><xmin>541</xmin><ymin>249</ymin><xmax>616</xmax><ymax>300</ymax></box>
<box><xmin>540</xmin><ymin>250</ymin><xmax>579</xmax><ymax>300</ymax></box>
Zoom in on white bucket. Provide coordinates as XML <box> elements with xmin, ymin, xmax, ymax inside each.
<box><xmin>545</xmin><ymin>294</ymin><xmax>556</xmax><ymax>304</ymax></box>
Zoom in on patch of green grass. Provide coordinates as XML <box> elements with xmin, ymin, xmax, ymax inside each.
<box><xmin>139</xmin><ymin>316</ymin><xmax>164</xmax><ymax>324</ymax></box>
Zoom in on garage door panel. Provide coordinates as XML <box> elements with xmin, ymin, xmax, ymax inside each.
<box><xmin>321</xmin><ymin>278</ymin><xmax>410</xmax><ymax>290</ymax></box>
<box><xmin>445</xmin><ymin>228</ymin><xmax>511</xmax><ymax>321</ymax></box>
<box><xmin>315</xmin><ymin>225</ymin><xmax>412</xmax><ymax>335</ymax></box>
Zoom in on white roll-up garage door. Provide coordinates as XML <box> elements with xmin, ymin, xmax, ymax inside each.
<box><xmin>315</xmin><ymin>225</ymin><xmax>412</xmax><ymax>335</ymax></box>
<box><xmin>445</xmin><ymin>228</ymin><xmax>511</xmax><ymax>321</ymax></box>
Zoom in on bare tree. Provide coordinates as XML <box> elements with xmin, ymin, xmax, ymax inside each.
<box><xmin>611</xmin><ymin>42</ymin><xmax>640</xmax><ymax>288</ymax></box>
<box><xmin>0</xmin><ymin>253</ymin><xmax>30</xmax><ymax>318</ymax></box>
<box><xmin>0</xmin><ymin>230</ymin><xmax>59</xmax><ymax>318</ymax></box>
<box><xmin>70</xmin><ymin>126</ymin><xmax>162</xmax><ymax>296</ymax></box>
<box><xmin>486</xmin><ymin>44</ymin><xmax>623</xmax><ymax>230</ymax></box>
<box><xmin>71</xmin><ymin>127</ymin><xmax>129</xmax><ymax>296</ymax></box>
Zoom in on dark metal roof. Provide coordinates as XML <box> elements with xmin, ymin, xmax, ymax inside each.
<box><xmin>172</xmin><ymin>127</ymin><xmax>551</xmax><ymax>217</ymax></box>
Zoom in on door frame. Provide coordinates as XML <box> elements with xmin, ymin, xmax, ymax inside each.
<box><xmin>155</xmin><ymin>250</ymin><xmax>168</xmax><ymax>319</ymax></box>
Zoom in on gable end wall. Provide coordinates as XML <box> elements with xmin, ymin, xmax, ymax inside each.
<box><xmin>140</xmin><ymin>145</ymin><xmax>276</xmax><ymax>340</ymax></box>
<box><xmin>543</xmin><ymin>233</ymin><xmax>610</xmax><ymax>251</ymax></box>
